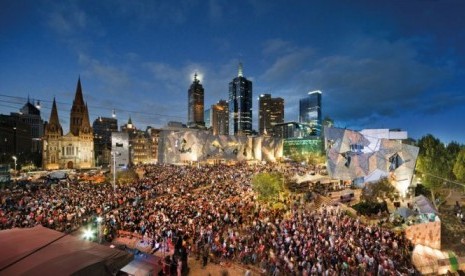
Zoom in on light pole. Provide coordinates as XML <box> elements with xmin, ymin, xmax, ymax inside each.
<box><xmin>12</xmin><ymin>156</ymin><xmax>17</xmax><ymax>172</ymax></box>
<box><xmin>96</xmin><ymin>216</ymin><xmax>103</xmax><ymax>243</ymax></box>
<box><xmin>112</xmin><ymin>151</ymin><xmax>120</xmax><ymax>192</ymax></box>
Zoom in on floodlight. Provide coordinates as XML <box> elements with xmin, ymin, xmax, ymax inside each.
<box><xmin>82</xmin><ymin>228</ymin><xmax>94</xmax><ymax>240</ymax></box>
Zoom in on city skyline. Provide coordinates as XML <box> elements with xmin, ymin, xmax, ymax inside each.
<box><xmin>1</xmin><ymin>1</ymin><xmax>465</xmax><ymax>143</ymax></box>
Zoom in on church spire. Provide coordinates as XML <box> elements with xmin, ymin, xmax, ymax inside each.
<box><xmin>80</xmin><ymin>102</ymin><xmax>91</xmax><ymax>133</ymax></box>
<box><xmin>49</xmin><ymin>97</ymin><xmax>59</xmax><ymax>125</ymax></box>
<box><xmin>46</xmin><ymin>97</ymin><xmax>63</xmax><ymax>135</ymax></box>
<box><xmin>74</xmin><ymin>76</ymin><xmax>85</xmax><ymax>106</ymax></box>
<box><xmin>70</xmin><ymin>77</ymin><xmax>88</xmax><ymax>136</ymax></box>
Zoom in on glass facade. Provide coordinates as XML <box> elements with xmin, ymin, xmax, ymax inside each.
<box><xmin>229</xmin><ymin>75</ymin><xmax>253</xmax><ymax>136</ymax></box>
<box><xmin>259</xmin><ymin>94</ymin><xmax>284</xmax><ymax>136</ymax></box>
<box><xmin>283</xmin><ymin>138</ymin><xmax>323</xmax><ymax>158</ymax></box>
<box><xmin>299</xmin><ymin>90</ymin><xmax>322</xmax><ymax>136</ymax></box>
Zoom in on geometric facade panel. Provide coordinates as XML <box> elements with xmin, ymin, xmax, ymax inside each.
<box><xmin>158</xmin><ymin>130</ymin><xmax>283</xmax><ymax>164</ymax></box>
<box><xmin>324</xmin><ymin>127</ymin><xmax>419</xmax><ymax>196</ymax></box>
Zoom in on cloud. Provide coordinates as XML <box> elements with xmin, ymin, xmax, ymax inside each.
<box><xmin>47</xmin><ymin>4</ymin><xmax>87</xmax><ymax>35</ymax></box>
<box><xmin>260</xmin><ymin>48</ymin><xmax>314</xmax><ymax>82</ymax></box>
<box><xmin>78</xmin><ymin>53</ymin><xmax>131</xmax><ymax>91</ymax></box>
<box><xmin>263</xmin><ymin>37</ymin><xmax>453</xmax><ymax>127</ymax></box>
<box><xmin>105</xmin><ymin>0</ymin><xmax>197</xmax><ymax>27</ymax></box>
<box><xmin>262</xmin><ymin>39</ymin><xmax>296</xmax><ymax>56</ymax></box>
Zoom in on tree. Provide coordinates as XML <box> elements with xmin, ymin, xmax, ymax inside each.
<box><xmin>361</xmin><ymin>177</ymin><xmax>397</xmax><ymax>203</ymax></box>
<box><xmin>446</xmin><ymin>141</ymin><xmax>462</xmax><ymax>180</ymax></box>
<box><xmin>416</xmin><ymin>134</ymin><xmax>448</xmax><ymax>208</ymax></box>
<box><xmin>251</xmin><ymin>172</ymin><xmax>284</xmax><ymax>202</ymax></box>
<box><xmin>453</xmin><ymin>148</ymin><xmax>465</xmax><ymax>182</ymax></box>
<box><xmin>322</xmin><ymin>116</ymin><xmax>334</xmax><ymax>128</ymax></box>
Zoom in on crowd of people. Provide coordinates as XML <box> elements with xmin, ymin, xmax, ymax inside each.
<box><xmin>0</xmin><ymin>162</ymin><xmax>418</xmax><ymax>275</ymax></box>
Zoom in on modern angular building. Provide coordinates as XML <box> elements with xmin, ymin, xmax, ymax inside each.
<box><xmin>324</xmin><ymin>126</ymin><xmax>418</xmax><ymax>197</ymax></box>
<box><xmin>42</xmin><ymin>78</ymin><xmax>94</xmax><ymax>169</ymax></box>
<box><xmin>258</xmin><ymin>94</ymin><xmax>284</xmax><ymax>137</ymax></box>
<box><xmin>299</xmin><ymin>90</ymin><xmax>322</xmax><ymax>136</ymax></box>
<box><xmin>187</xmin><ymin>73</ymin><xmax>205</xmax><ymax>128</ymax></box>
<box><xmin>157</xmin><ymin>129</ymin><xmax>283</xmax><ymax>164</ymax></box>
<box><xmin>93</xmin><ymin>117</ymin><xmax>118</xmax><ymax>167</ymax></box>
<box><xmin>228</xmin><ymin>63</ymin><xmax>253</xmax><ymax>136</ymax></box>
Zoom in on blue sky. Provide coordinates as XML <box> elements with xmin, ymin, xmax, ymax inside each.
<box><xmin>1</xmin><ymin>0</ymin><xmax>464</xmax><ymax>143</ymax></box>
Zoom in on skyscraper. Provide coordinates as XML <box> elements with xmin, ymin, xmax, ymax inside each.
<box><xmin>258</xmin><ymin>94</ymin><xmax>284</xmax><ymax>136</ymax></box>
<box><xmin>211</xmin><ymin>100</ymin><xmax>229</xmax><ymax>135</ymax></box>
<box><xmin>299</xmin><ymin>90</ymin><xmax>322</xmax><ymax>136</ymax></box>
<box><xmin>229</xmin><ymin>63</ymin><xmax>253</xmax><ymax>136</ymax></box>
<box><xmin>187</xmin><ymin>73</ymin><xmax>205</xmax><ymax>127</ymax></box>
<box><xmin>204</xmin><ymin>108</ymin><xmax>211</xmax><ymax>129</ymax></box>
<box><xmin>93</xmin><ymin>117</ymin><xmax>118</xmax><ymax>166</ymax></box>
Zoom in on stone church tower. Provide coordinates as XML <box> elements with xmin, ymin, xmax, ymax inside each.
<box><xmin>43</xmin><ymin>78</ymin><xmax>95</xmax><ymax>169</ymax></box>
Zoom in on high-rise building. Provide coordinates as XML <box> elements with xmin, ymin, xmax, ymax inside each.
<box><xmin>10</xmin><ymin>99</ymin><xmax>44</xmax><ymax>153</ymax></box>
<box><xmin>204</xmin><ymin>108</ymin><xmax>211</xmax><ymax>129</ymax></box>
<box><xmin>211</xmin><ymin>100</ymin><xmax>229</xmax><ymax>135</ymax></box>
<box><xmin>0</xmin><ymin>114</ymin><xmax>32</xmax><ymax>168</ymax></box>
<box><xmin>229</xmin><ymin>63</ymin><xmax>253</xmax><ymax>136</ymax></box>
<box><xmin>42</xmin><ymin>78</ymin><xmax>94</xmax><ymax>169</ymax></box>
<box><xmin>187</xmin><ymin>73</ymin><xmax>205</xmax><ymax>128</ymax></box>
<box><xmin>259</xmin><ymin>94</ymin><xmax>284</xmax><ymax>137</ymax></box>
<box><xmin>93</xmin><ymin>117</ymin><xmax>118</xmax><ymax>167</ymax></box>
<box><xmin>299</xmin><ymin>90</ymin><xmax>322</xmax><ymax>136</ymax></box>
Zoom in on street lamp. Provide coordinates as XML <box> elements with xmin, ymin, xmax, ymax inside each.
<box><xmin>12</xmin><ymin>156</ymin><xmax>17</xmax><ymax>172</ymax></box>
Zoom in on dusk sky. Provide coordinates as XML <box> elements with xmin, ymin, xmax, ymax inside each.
<box><xmin>1</xmin><ymin>0</ymin><xmax>464</xmax><ymax>143</ymax></box>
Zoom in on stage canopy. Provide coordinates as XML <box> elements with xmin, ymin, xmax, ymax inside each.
<box><xmin>0</xmin><ymin>226</ymin><xmax>133</xmax><ymax>275</ymax></box>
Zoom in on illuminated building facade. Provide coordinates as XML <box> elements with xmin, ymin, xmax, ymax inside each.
<box><xmin>187</xmin><ymin>73</ymin><xmax>205</xmax><ymax>128</ymax></box>
<box><xmin>324</xmin><ymin>126</ymin><xmax>418</xmax><ymax>196</ymax></box>
<box><xmin>299</xmin><ymin>90</ymin><xmax>322</xmax><ymax>136</ymax></box>
<box><xmin>42</xmin><ymin>78</ymin><xmax>94</xmax><ymax>169</ymax></box>
<box><xmin>158</xmin><ymin>129</ymin><xmax>282</xmax><ymax>164</ymax></box>
<box><xmin>211</xmin><ymin>100</ymin><xmax>229</xmax><ymax>135</ymax></box>
<box><xmin>93</xmin><ymin>117</ymin><xmax>118</xmax><ymax>167</ymax></box>
<box><xmin>273</xmin><ymin>122</ymin><xmax>314</xmax><ymax>139</ymax></box>
<box><xmin>259</xmin><ymin>94</ymin><xmax>284</xmax><ymax>137</ymax></box>
<box><xmin>229</xmin><ymin>63</ymin><xmax>253</xmax><ymax>136</ymax></box>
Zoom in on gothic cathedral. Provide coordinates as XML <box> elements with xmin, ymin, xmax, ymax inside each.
<box><xmin>42</xmin><ymin>78</ymin><xmax>95</xmax><ymax>169</ymax></box>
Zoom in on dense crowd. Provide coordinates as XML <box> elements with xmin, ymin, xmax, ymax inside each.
<box><xmin>0</xmin><ymin>162</ymin><xmax>417</xmax><ymax>275</ymax></box>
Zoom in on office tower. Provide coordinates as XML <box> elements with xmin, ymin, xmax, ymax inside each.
<box><xmin>211</xmin><ymin>100</ymin><xmax>229</xmax><ymax>135</ymax></box>
<box><xmin>204</xmin><ymin>108</ymin><xmax>211</xmax><ymax>129</ymax></box>
<box><xmin>299</xmin><ymin>90</ymin><xmax>322</xmax><ymax>136</ymax></box>
<box><xmin>0</xmin><ymin>114</ymin><xmax>32</xmax><ymax>162</ymax></box>
<box><xmin>228</xmin><ymin>63</ymin><xmax>253</xmax><ymax>136</ymax></box>
<box><xmin>93</xmin><ymin>117</ymin><xmax>118</xmax><ymax>166</ymax></box>
<box><xmin>258</xmin><ymin>94</ymin><xmax>284</xmax><ymax>136</ymax></box>
<box><xmin>14</xmin><ymin>99</ymin><xmax>44</xmax><ymax>153</ymax></box>
<box><xmin>187</xmin><ymin>73</ymin><xmax>205</xmax><ymax>127</ymax></box>
<box><xmin>43</xmin><ymin>78</ymin><xmax>94</xmax><ymax>169</ymax></box>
